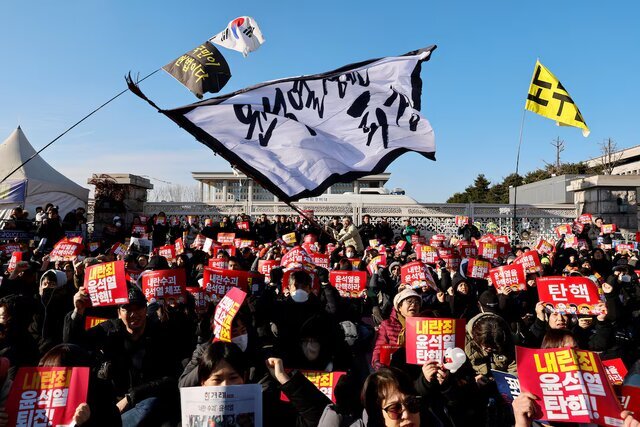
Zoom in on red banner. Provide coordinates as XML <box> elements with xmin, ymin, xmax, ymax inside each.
<box><xmin>514</xmin><ymin>250</ymin><xmax>542</xmax><ymax>274</ymax></box>
<box><xmin>236</xmin><ymin>221</ymin><xmax>250</xmax><ymax>231</ymax></box>
<box><xmin>602</xmin><ymin>224</ymin><xmax>617</xmax><ymax>234</ymax></box>
<box><xmin>410</xmin><ymin>234</ymin><xmax>426</xmax><ymax>245</ymax></box>
<box><xmin>203</xmin><ymin>267</ymin><xmax>263</xmax><ymax>301</ymax></box>
<box><xmin>555</xmin><ymin>224</ymin><xmax>573</xmax><ymax>237</ymax></box>
<box><xmin>132</xmin><ymin>224</ymin><xmax>147</xmax><ymax>235</ymax></box>
<box><xmin>84</xmin><ymin>316</ymin><xmax>109</xmax><ymax>330</ymax></box>
<box><xmin>141</xmin><ymin>269</ymin><xmax>187</xmax><ymax>304</ymax></box>
<box><xmin>329</xmin><ymin>271</ymin><xmax>367</xmax><ymax>298</ymax></box>
<box><xmin>401</xmin><ymin>261</ymin><xmax>437</xmax><ymax>290</ymax></box>
<box><xmin>174</xmin><ymin>237</ymin><xmax>184</xmax><ymax>255</ymax></box>
<box><xmin>455</xmin><ymin>216</ymin><xmax>470</xmax><ymax>226</ymax></box>
<box><xmin>7</xmin><ymin>367</ymin><xmax>90</xmax><ymax>427</ymax></box>
<box><xmin>310</xmin><ymin>252</ymin><xmax>330</xmax><ymax>269</ymax></box>
<box><xmin>478</xmin><ymin>241</ymin><xmax>498</xmax><ymax>260</ymax></box>
<box><xmin>158</xmin><ymin>245</ymin><xmax>176</xmax><ymax>262</ymax></box>
<box><xmin>217</xmin><ymin>232</ymin><xmax>236</xmax><ymax>245</ymax></box>
<box><xmin>213</xmin><ymin>287</ymin><xmax>246</xmax><ymax>342</ymax></box>
<box><xmin>536</xmin><ymin>239</ymin><xmax>554</xmax><ymax>254</ymax></box>
<box><xmin>579</xmin><ymin>214</ymin><xmax>593</xmax><ymax>225</ymax></box>
<box><xmin>440</xmin><ymin>254</ymin><xmax>461</xmax><ymax>270</ymax></box>
<box><xmin>394</xmin><ymin>240</ymin><xmax>407</xmax><ymax>256</ymax></box>
<box><xmin>466</xmin><ymin>258</ymin><xmax>490</xmax><ymax>279</ymax></box>
<box><xmin>489</xmin><ymin>263</ymin><xmax>526</xmax><ymax>291</ymax></box>
<box><xmin>186</xmin><ymin>287</ymin><xmax>211</xmax><ymax>314</ymax></box>
<box><xmin>257</xmin><ymin>260</ymin><xmax>278</xmax><ymax>277</ymax></box>
<box><xmin>415</xmin><ymin>244</ymin><xmax>439</xmax><ymax>265</ymax></box>
<box><xmin>405</xmin><ymin>318</ymin><xmax>466</xmax><ymax>364</ymax></box>
<box><xmin>280</xmin><ymin>246</ymin><xmax>312</xmax><ymax>269</ymax></box>
<box><xmin>429</xmin><ymin>234</ymin><xmax>446</xmax><ymax>248</ymax></box>
<box><xmin>602</xmin><ymin>359</ymin><xmax>628</xmax><ymax>386</ymax></box>
<box><xmin>209</xmin><ymin>258</ymin><xmax>229</xmax><ymax>269</ymax></box>
<box><xmin>458</xmin><ymin>242</ymin><xmax>478</xmax><ymax>258</ymax></box>
<box><xmin>7</xmin><ymin>251</ymin><xmax>22</xmax><ymax>273</ymax></box>
<box><xmin>84</xmin><ymin>260</ymin><xmax>128</xmax><ymax>307</ymax></box>
<box><xmin>50</xmin><ymin>239</ymin><xmax>83</xmax><ymax>262</ymax></box>
<box><xmin>537</xmin><ymin>276</ymin><xmax>603</xmax><ymax>315</ymax></box>
<box><xmin>516</xmin><ymin>346</ymin><xmax>622</xmax><ymax>425</ymax></box>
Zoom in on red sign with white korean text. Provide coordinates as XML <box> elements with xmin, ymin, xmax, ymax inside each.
<box><xmin>573</xmin><ymin>222</ymin><xmax>585</xmax><ymax>234</ymax></box>
<box><xmin>602</xmin><ymin>359</ymin><xmax>628</xmax><ymax>386</ymax></box>
<box><xmin>467</xmin><ymin>258</ymin><xmax>490</xmax><ymax>279</ymax></box>
<box><xmin>329</xmin><ymin>271</ymin><xmax>367</xmax><ymax>298</ymax></box>
<box><xmin>401</xmin><ymin>261</ymin><xmax>437</xmax><ymax>290</ymax></box>
<box><xmin>236</xmin><ymin>221</ymin><xmax>250</xmax><ymax>231</ymax></box>
<box><xmin>415</xmin><ymin>244</ymin><xmax>439</xmax><ymax>265</ymax></box>
<box><xmin>50</xmin><ymin>239</ymin><xmax>83</xmax><ymax>262</ymax></box>
<box><xmin>280</xmin><ymin>246</ymin><xmax>312</xmax><ymax>269</ymax></box>
<box><xmin>110</xmin><ymin>242</ymin><xmax>128</xmax><ymax>257</ymax></box>
<box><xmin>257</xmin><ymin>260</ymin><xmax>278</xmax><ymax>277</ymax></box>
<box><xmin>380</xmin><ymin>344</ymin><xmax>402</xmax><ymax>367</ymax></box>
<box><xmin>0</xmin><ymin>243</ymin><xmax>21</xmax><ymax>257</ymax></box>
<box><xmin>602</xmin><ymin>224</ymin><xmax>616</xmax><ymax>234</ymax></box>
<box><xmin>7</xmin><ymin>251</ymin><xmax>22</xmax><ymax>273</ymax></box>
<box><xmin>440</xmin><ymin>254</ymin><xmax>461</xmax><ymax>270</ymax></box>
<box><xmin>174</xmin><ymin>237</ymin><xmax>184</xmax><ymax>255</ymax></box>
<box><xmin>394</xmin><ymin>240</ymin><xmax>407</xmax><ymax>255</ymax></box>
<box><xmin>310</xmin><ymin>252</ymin><xmax>330</xmax><ymax>269</ymax></box>
<box><xmin>516</xmin><ymin>346</ymin><xmax>622</xmax><ymax>426</ymax></box>
<box><xmin>84</xmin><ymin>260</ymin><xmax>128</xmax><ymax>307</ymax></box>
<box><xmin>367</xmin><ymin>255</ymin><xmax>386</xmax><ymax>275</ymax></box>
<box><xmin>7</xmin><ymin>367</ymin><xmax>90</xmax><ymax>427</ymax></box>
<box><xmin>514</xmin><ymin>250</ymin><xmax>542</xmax><ymax>274</ymax></box>
<box><xmin>429</xmin><ymin>234</ymin><xmax>446</xmax><ymax>248</ymax></box>
<box><xmin>84</xmin><ymin>316</ymin><xmax>109</xmax><ymax>330</ymax></box>
<box><xmin>213</xmin><ymin>245</ymin><xmax>236</xmax><ymax>257</ymax></box>
<box><xmin>191</xmin><ymin>234</ymin><xmax>206</xmax><ymax>249</ymax></box>
<box><xmin>158</xmin><ymin>245</ymin><xmax>176</xmax><ymax>262</ymax></box>
<box><xmin>579</xmin><ymin>214</ymin><xmax>593</xmax><ymax>225</ymax></box>
<box><xmin>555</xmin><ymin>224</ymin><xmax>573</xmax><ymax>237</ymax></box>
<box><xmin>478</xmin><ymin>241</ymin><xmax>499</xmax><ymax>260</ymax></box>
<box><xmin>125</xmin><ymin>268</ymin><xmax>142</xmax><ymax>284</ymax></box>
<box><xmin>281</xmin><ymin>371</ymin><xmax>346</xmax><ymax>403</ymax></box>
<box><xmin>132</xmin><ymin>224</ymin><xmax>147</xmax><ymax>235</ymax></box>
<box><xmin>406</xmin><ymin>318</ymin><xmax>466</xmax><ymax>365</ymax></box>
<box><xmin>410</xmin><ymin>234</ymin><xmax>426</xmax><ymax>245</ymax></box>
<box><xmin>564</xmin><ymin>235</ymin><xmax>578</xmax><ymax>249</ymax></box>
<box><xmin>455</xmin><ymin>216</ymin><xmax>470</xmax><ymax>226</ymax></box>
<box><xmin>537</xmin><ymin>276</ymin><xmax>603</xmax><ymax>315</ymax></box>
<box><xmin>208</xmin><ymin>258</ymin><xmax>229</xmax><ymax>269</ymax></box>
<box><xmin>203</xmin><ymin>267</ymin><xmax>263</xmax><ymax>301</ymax></box>
<box><xmin>489</xmin><ymin>263</ymin><xmax>527</xmax><ymax>291</ymax></box>
<box><xmin>186</xmin><ymin>287</ymin><xmax>212</xmax><ymax>314</ymax></box>
<box><xmin>213</xmin><ymin>287</ymin><xmax>246</xmax><ymax>342</ymax></box>
<box><xmin>536</xmin><ymin>239</ymin><xmax>554</xmax><ymax>254</ymax></box>
<box><xmin>141</xmin><ymin>269</ymin><xmax>187</xmax><ymax>304</ymax></box>
<box><xmin>458</xmin><ymin>242</ymin><xmax>478</xmax><ymax>258</ymax></box>
<box><xmin>616</xmin><ymin>243</ymin><xmax>635</xmax><ymax>254</ymax></box>
<box><xmin>619</xmin><ymin>385</ymin><xmax>640</xmax><ymax>415</ymax></box>
<box><xmin>217</xmin><ymin>233</ymin><xmax>236</xmax><ymax>245</ymax></box>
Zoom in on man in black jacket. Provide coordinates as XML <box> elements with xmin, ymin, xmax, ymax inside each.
<box><xmin>64</xmin><ymin>286</ymin><xmax>182</xmax><ymax>426</ymax></box>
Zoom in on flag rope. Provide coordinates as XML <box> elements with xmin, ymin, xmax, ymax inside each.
<box><xmin>512</xmin><ymin>109</ymin><xmax>527</xmax><ymax>240</ymax></box>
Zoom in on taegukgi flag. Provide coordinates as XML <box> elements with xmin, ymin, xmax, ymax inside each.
<box><xmin>525</xmin><ymin>60</ymin><xmax>590</xmax><ymax>137</ymax></box>
<box><xmin>210</xmin><ymin>16</ymin><xmax>265</xmax><ymax>57</ymax></box>
<box><xmin>129</xmin><ymin>46</ymin><xmax>437</xmax><ymax>202</ymax></box>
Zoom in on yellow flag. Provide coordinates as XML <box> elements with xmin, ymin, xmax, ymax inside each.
<box><xmin>525</xmin><ymin>60</ymin><xmax>590</xmax><ymax>137</ymax></box>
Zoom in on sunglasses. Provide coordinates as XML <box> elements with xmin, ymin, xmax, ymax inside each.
<box><xmin>383</xmin><ymin>396</ymin><xmax>422</xmax><ymax>420</ymax></box>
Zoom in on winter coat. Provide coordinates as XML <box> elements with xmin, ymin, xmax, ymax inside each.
<box><xmin>371</xmin><ymin>309</ymin><xmax>405</xmax><ymax>369</ymax></box>
<box><xmin>465</xmin><ymin>312</ymin><xmax>517</xmax><ymax>376</ymax></box>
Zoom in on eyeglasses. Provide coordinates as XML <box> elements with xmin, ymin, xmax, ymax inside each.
<box><xmin>382</xmin><ymin>396</ymin><xmax>421</xmax><ymax>420</ymax></box>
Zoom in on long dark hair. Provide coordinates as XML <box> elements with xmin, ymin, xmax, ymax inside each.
<box><xmin>361</xmin><ymin>367</ymin><xmax>419</xmax><ymax>427</ymax></box>
<box><xmin>471</xmin><ymin>315</ymin><xmax>514</xmax><ymax>356</ymax></box>
<box><xmin>197</xmin><ymin>341</ymin><xmax>248</xmax><ymax>384</ymax></box>
<box><xmin>541</xmin><ymin>328</ymin><xmax>577</xmax><ymax>349</ymax></box>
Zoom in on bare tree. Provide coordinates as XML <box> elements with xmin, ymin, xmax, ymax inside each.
<box><xmin>543</xmin><ymin>137</ymin><xmax>565</xmax><ymax>175</ymax></box>
<box><xmin>597</xmin><ymin>137</ymin><xmax>623</xmax><ymax>175</ymax></box>
<box><xmin>148</xmin><ymin>184</ymin><xmax>202</xmax><ymax>202</ymax></box>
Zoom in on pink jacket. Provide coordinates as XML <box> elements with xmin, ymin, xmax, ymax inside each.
<box><xmin>371</xmin><ymin>308</ymin><xmax>404</xmax><ymax>369</ymax></box>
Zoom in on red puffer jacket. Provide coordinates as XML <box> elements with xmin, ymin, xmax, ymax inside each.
<box><xmin>371</xmin><ymin>308</ymin><xmax>404</xmax><ymax>369</ymax></box>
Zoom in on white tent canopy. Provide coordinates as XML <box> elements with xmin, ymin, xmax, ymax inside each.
<box><xmin>0</xmin><ymin>127</ymin><xmax>89</xmax><ymax>221</ymax></box>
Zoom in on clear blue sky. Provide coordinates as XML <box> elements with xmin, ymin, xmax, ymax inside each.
<box><xmin>1</xmin><ymin>1</ymin><xmax>638</xmax><ymax>202</ymax></box>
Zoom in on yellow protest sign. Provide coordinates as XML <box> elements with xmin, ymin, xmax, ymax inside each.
<box><xmin>525</xmin><ymin>60</ymin><xmax>589</xmax><ymax>137</ymax></box>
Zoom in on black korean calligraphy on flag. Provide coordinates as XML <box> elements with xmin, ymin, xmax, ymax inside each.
<box><xmin>129</xmin><ymin>46</ymin><xmax>437</xmax><ymax>202</ymax></box>
<box><xmin>162</xmin><ymin>41</ymin><xmax>231</xmax><ymax>99</ymax></box>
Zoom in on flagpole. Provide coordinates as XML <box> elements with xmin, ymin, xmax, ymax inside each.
<box><xmin>512</xmin><ymin>109</ymin><xmax>527</xmax><ymax>241</ymax></box>
<box><xmin>0</xmin><ymin>68</ymin><xmax>161</xmax><ymax>185</ymax></box>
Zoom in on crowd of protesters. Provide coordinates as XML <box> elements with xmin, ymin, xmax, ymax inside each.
<box><xmin>2</xmin><ymin>205</ymin><xmax>640</xmax><ymax>427</ymax></box>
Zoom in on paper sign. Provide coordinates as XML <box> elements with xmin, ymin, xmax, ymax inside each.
<box><xmin>141</xmin><ymin>269</ymin><xmax>187</xmax><ymax>304</ymax></box>
<box><xmin>564</xmin><ymin>235</ymin><xmax>578</xmax><ymax>249</ymax></box>
<box><xmin>257</xmin><ymin>260</ymin><xmax>278</xmax><ymax>278</ymax></box>
<box><xmin>132</xmin><ymin>224</ymin><xmax>147</xmax><ymax>235</ymax></box>
<box><xmin>84</xmin><ymin>260</ymin><xmax>129</xmax><ymax>307</ymax></box>
<box><xmin>282</xmin><ymin>232</ymin><xmax>297</xmax><ymax>245</ymax></box>
<box><xmin>380</xmin><ymin>344</ymin><xmax>402</xmax><ymax>367</ymax></box>
<box><xmin>310</xmin><ymin>252</ymin><xmax>330</xmax><ymax>269</ymax></box>
<box><xmin>416</xmin><ymin>244</ymin><xmax>439</xmax><ymax>265</ymax></box>
<box><xmin>191</xmin><ymin>234</ymin><xmax>206</xmax><ymax>249</ymax></box>
<box><xmin>158</xmin><ymin>245</ymin><xmax>176</xmax><ymax>262</ymax></box>
<box><xmin>555</xmin><ymin>224</ymin><xmax>573</xmax><ymax>237</ymax></box>
<box><xmin>616</xmin><ymin>243</ymin><xmax>635</xmax><ymax>254</ymax></box>
<box><xmin>405</xmin><ymin>317</ymin><xmax>466</xmax><ymax>364</ymax></box>
<box><xmin>514</xmin><ymin>250</ymin><xmax>542</xmax><ymax>274</ymax></box>
<box><xmin>395</xmin><ymin>240</ymin><xmax>407</xmax><ymax>256</ymax></box>
<box><xmin>203</xmin><ymin>267</ymin><xmax>263</xmax><ymax>301</ymax></box>
<box><xmin>236</xmin><ymin>221</ymin><xmax>250</xmax><ymax>231</ymax></box>
<box><xmin>202</xmin><ymin>238</ymin><xmax>214</xmax><ymax>254</ymax></box>
<box><xmin>280</xmin><ymin>246</ymin><xmax>312</xmax><ymax>269</ymax></box>
<box><xmin>213</xmin><ymin>245</ymin><xmax>236</xmax><ymax>258</ymax></box>
<box><xmin>401</xmin><ymin>261</ymin><xmax>437</xmax><ymax>290</ymax></box>
<box><xmin>84</xmin><ymin>316</ymin><xmax>109</xmax><ymax>330</ymax></box>
<box><xmin>329</xmin><ymin>271</ymin><xmax>367</xmax><ymax>298</ymax></box>
<box><xmin>369</xmin><ymin>239</ymin><xmax>380</xmax><ymax>248</ymax></box>
<box><xmin>516</xmin><ymin>346</ymin><xmax>622</xmax><ymax>425</ymax></box>
<box><xmin>491</xmin><ymin>370</ymin><xmax>520</xmax><ymax>404</ymax></box>
<box><xmin>603</xmin><ymin>359</ymin><xmax>628</xmax><ymax>386</ymax></box>
<box><xmin>466</xmin><ymin>258</ymin><xmax>490</xmax><ymax>279</ymax></box>
<box><xmin>619</xmin><ymin>385</ymin><xmax>640</xmax><ymax>414</ymax></box>
<box><xmin>536</xmin><ymin>239</ymin><xmax>554</xmax><ymax>254</ymax></box>
<box><xmin>213</xmin><ymin>287</ymin><xmax>246</xmax><ymax>342</ymax></box>
<box><xmin>186</xmin><ymin>287</ymin><xmax>211</xmax><ymax>314</ymax></box>
<box><xmin>217</xmin><ymin>233</ymin><xmax>236</xmax><ymax>245</ymax></box>
<box><xmin>478</xmin><ymin>242</ymin><xmax>498</xmax><ymax>260</ymax></box>
<box><xmin>7</xmin><ymin>367</ymin><xmax>90</xmax><ymax>427</ymax></box>
<box><xmin>440</xmin><ymin>254</ymin><xmax>461</xmax><ymax>269</ymax></box>
<box><xmin>579</xmin><ymin>214</ymin><xmax>593</xmax><ymax>225</ymax></box>
<box><xmin>411</xmin><ymin>234</ymin><xmax>426</xmax><ymax>245</ymax></box>
<box><xmin>458</xmin><ymin>242</ymin><xmax>478</xmax><ymax>258</ymax></box>
<box><xmin>155</xmin><ymin>216</ymin><xmax>166</xmax><ymax>225</ymax></box>
<box><xmin>7</xmin><ymin>251</ymin><xmax>22</xmax><ymax>273</ymax></box>
<box><xmin>537</xmin><ymin>276</ymin><xmax>603</xmax><ymax>315</ymax></box>
<box><xmin>50</xmin><ymin>239</ymin><xmax>83</xmax><ymax>261</ymax></box>
<box><xmin>180</xmin><ymin>384</ymin><xmax>262</xmax><ymax>427</ymax></box>
<box><xmin>429</xmin><ymin>234</ymin><xmax>446</xmax><ymax>248</ymax></box>
<box><xmin>367</xmin><ymin>255</ymin><xmax>386</xmax><ymax>275</ymax></box>
<box><xmin>455</xmin><ymin>216</ymin><xmax>470</xmax><ymax>226</ymax></box>
<box><xmin>174</xmin><ymin>238</ymin><xmax>185</xmax><ymax>255</ymax></box>
<box><xmin>281</xmin><ymin>371</ymin><xmax>345</xmax><ymax>403</ymax></box>
<box><xmin>602</xmin><ymin>224</ymin><xmax>616</xmax><ymax>234</ymax></box>
<box><xmin>489</xmin><ymin>263</ymin><xmax>527</xmax><ymax>291</ymax></box>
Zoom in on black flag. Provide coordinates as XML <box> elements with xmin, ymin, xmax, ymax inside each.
<box><xmin>162</xmin><ymin>41</ymin><xmax>231</xmax><ymax>99</ymax></box>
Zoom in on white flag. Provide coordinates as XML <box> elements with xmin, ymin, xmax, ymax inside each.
<box><xmin>210</xmin><ymin>16</ymin><xmax>265</xmax><ymax>57</ymax></box>
<box><xmin>130</xmin><ymin>46</ymin><xmax>437</xmax><ymax>202</ymax></box>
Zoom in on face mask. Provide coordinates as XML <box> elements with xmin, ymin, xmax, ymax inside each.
<box><xmin>302</xmin><ymin>341</ymin><xmax>321</xmax><ymax>361</ymax></box>
<box><xmin>115</xmin><ymin>222</ymin><xmax>122</xmax><ymax>227</ymax></box>
<box><xmin>231</xmin><ymin>334</ymin><xmax>249</xmax><ymax>352</ymax></box>
<box><xmin>621</xmin><ymin>275</ymin><xmax>631</xmax><ymax>283</ymax></box>
<box><xmin>291</xmin><ymin>289</ymin><xmax>309</xmax><ymax>303</ymax></box>
<box><xmin>345</xmin><ymin>252</ymin><xmax>355</xmax><ymax>258</ymax></box>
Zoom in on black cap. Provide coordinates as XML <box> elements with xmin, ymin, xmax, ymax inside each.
<box><xmin>121</xmin><ymin>286</ymin><xmax>147</xmax><ymax>308</ymax></box>
<box><xmin>146</xmin><ymin>255</ymin><xmax>169</xmax><ymax>271</ymax></box>
<box><xmin>478</xmin><ymin>290</ymin><xmax>499</xmax><ymax>313</ymax></box>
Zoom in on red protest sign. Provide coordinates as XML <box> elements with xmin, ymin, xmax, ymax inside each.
<box><xmin>132</xmin><ymin>224</ymin><xmax>147</xmax><ymax>235</ymax></box>
<box><xmin>84</xmin><ymin>260</ymin><xmax>128</xmax><ymax>307</ymax></box>
<box><xmin>141</xmin><ymin>269</ymin><xmax>187</xmax><ymax>304</ymax></box>
<box><xmin>280</xmin><ymin>246</ymin><xmax>312</xmax><ymax>269</ymax></box>
<box><xmin>281</xmin><ymin>268</ymin><xmax>319</xmax><ymax>292</ymax></box>
<box><xmin>405</xmin><ymin>318</ymin><xmax>466</xmax><ymax>365</ymax></box>
<box><xmin>616</xmin><ymin>243</ymin><xmax>635</xmax><ymax>254</ymax></box>
<box><xmin>573</xmin><ymin>221</ymin><xmax>585</xmax><ymax>235</ymax></box>
<box><xmin>50</xmin><ymin>239</ymin><xmax>83</xmax><ymax>262</ymax></box>
<box><xmin>579</xmin><ymin>214</ymin><xmax>593</xmax><ymax>225</ymax></box>
<box><xmin>478</xmin><ymin>241</ymin><xmax>498</xmax><ymax>260</ymax></box>
<box><xmin>489</xmin><ymin>263</ymin><xmax>526</xmax><ymax>291</ymax></box>
<box><xmin>602</xmin><ymin>224</ymin><xmax>617</xmax><ymax>234</ymax></box>
<box><xmin>535</xmin><ymin>239</ymin><xmax>554</xmax><ymax>255</ymax></box>
<box><xmin>191</xmin><ymin>234</ymin><xmax>206</xmax><ymax>249</ymax></box>
<box><xmin>110</xmin><ymin>242</ymin><xmax>127</xmax><ymax>257</ymax></box>
<box><xmin>564</xmin><ymin>235</ymin><xmax>578</xmax><ymax>249</ymax></box>
<box><xmin>401</xmin><ymin>261</ymin><xmax>437</xmax><ymax>290</ymax></box>
<box><xmin>310</xmin><ymin>252</ymin><xmax>330</xmax><ymax>269</ymax></box>
<box><xmin>158</xmin><ymin>245</ymin><xmax>176</xmax><ymax>262</ymax></box>
<box><xmin>7</xmin><ymin>367</ymin><xmax>90</xmax><ymax>427</ymax></box>
<box><xmin>555</xmin><ymin>224</ymin><xmax>573</xmax><ymax>237</ymax></box>
<box><xmin>186</xmin><ymin>287</ymin><xmax>212</xmax><ymax>314</ymax></box>
<box><xmin>217</xmin><ymin>233</ymin><xmax>236</xmax><ymax>245</ymax></box>
<box><xmin>213</xmin><ymin>287</ymin><xmax>246</xmax><ymax>342</ymax></box>
<box><xmin>455</xmin><ymin>216</ymin><xmax>470</xmax><ymax>227</ymax></box>
<box><xmin>514</xmin><ymin>250</ymin><xmax>542</xmax><ymax>274</ymax></box>
<box><xmin>367</xmin><ymin>255</ymin><xmax>386</xmax><ymax>275</ymax></box>
<box><xmin>429</xmin><ymin>234</ymin><xmax>446</xmax><ymax>248</ymax></box>
<box><xmin>84</xmin><ymin>316</ymin><xmax>109</xmax><ymax>330</ymax></box>
<box><xmin>7</xmin><ymin>251</ymin><xmax>22</xmax><ymax>273</ymax></box>
<box><xmin>410</xmin><ymin>234</ymin><xmax>426</xmax><ymax>245</ymax></box>
<box><xmin>380</xmin><ymin>344</ymin><xmax>402</xmax><ymax>367</ymax></box>
<box><xmin>537</xmin><ymin>276</ymin><xmax>603</xmax><ymax>315</ymax></box>
<box><xmin>209</xmin><ymin>258</ymin><xmax>229</xmax><ymax>269</ymax></box>
<box><xmin>348</xmin><ymin>258</ymin><xmax>361</xmax><ymax>269</ymax></box>
<box><xmin>203</xmin><ymin>267</ymin><xmax>263</xmax><ymax>301</ymax></box>
<box><xmin>234</xmin><ymin>239</ymin><xmax>254</xmax><ymax>249</ymax></box>
<box><xmin>236</xmin><ymin>221</ymin><xmax>250</xmax><ymax>231</ymax></box>
<box><xmin>458</xmin><ymin>242</ymin><xmax>478</xmax><ymax>258</ymax></box>
<box><xmin>0</xmin><ymin>243</ymin><xmax>21</xmax><ymax>257</ymax></box>
<box><xmin>257</xmin><ymin>260</ymin><xmax>278</xmax><ymax>277</ymax></box>
<box><xmin>466</xmin><ymin>258</ymin><xmax>490</xmax><ymax>279</ymax></box>
<box><xmin>619</xmin><ymin>385</ymin><xmax>640</xmax><ymax>415</ymax></box>
<box><xmin>415</xmin><ymin>244</ymin><xmax>439</xmax><ymax>265</ymax></box>
<box><xmin>174</xmin><ymin>237</ymin><xmax>184</xmax><ymax>255</ymax></box>
<box><xmin>516</xmin><ymin>346</ymin><xmax>622</xmax><ymax>425</ymax></box>
<box><xmin>281</xmin><ymin>371</ymin><xmax>346</xmax><ymax>403</ymax></box>
<box><xmin>394</xmin><ymin>240</ymin><xmax>408</xmax><ymax>255</ymax></box>
<box><xmin>603</xmin><ymin>359</ymin><xmax>628</xmax><ymax>386</ymax></box>
<box><xmin>213</xmin><ymin>245</ymin><xmax>236</xmax><ymax>257</ymax></box>
<box><xmin>440</xmin><ymin>254</ymin><xmax>461</xmax><ymax>270</ymax></box>
<box><xmin>329</xmin><ymin>271</ymin><xmax>367</xmax><ymax>298</ymax></box>
<box><xmin>125</xmin><ymin>268</ymin><xmax>142</xmax><ymax>283</ymax></box>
